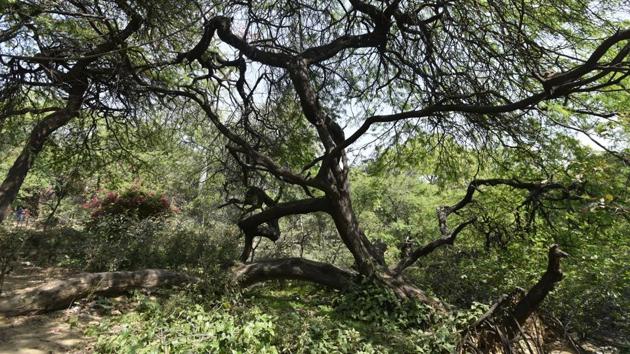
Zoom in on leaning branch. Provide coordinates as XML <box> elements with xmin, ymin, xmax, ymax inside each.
<box><xmin>511</xmin><ymin>244</ymin><xmax>569</xmax><ymax>326</ymax></box>
<box><xmin>393</xmin><ymin>179</ymin><xmax>578</xmax><ymax>274</ymax></box>
<box><xmin>459</xmin><ymin>245</ymin><xmax>568</xmax><ymax>352</ymax></box>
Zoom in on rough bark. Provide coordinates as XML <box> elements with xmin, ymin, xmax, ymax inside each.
<box><xmin>0</xmin><ymin>269</ymin><xmax>196</xmax><ymax>316</ymax></box>
<box><xmin>0</xmin><ymin>86</ymin><xmax>86</xmax><ymax>222</ymax></box>
<box><xmin>231</xmin><ymin>257</ymin><xmax>356</xmax><ymax>290</ymax></box>
<box><xmin>510</xmin><ymin>245</ymin><xmax>568</xmax><ymax>326</ymax></box>
<box><xmin>328</xmin><ymin>191</ymin><xmax>384</xmax><ymax>276</ymax></box>
<box><xmin>459</xmin><ymin>245</ymin><xmax>568</xmax><ymax>352</ymax></box>
<box><xmin>238</xmin><ymin>197</ymin><xmax>330</xmax><ymax>261</ymax></box>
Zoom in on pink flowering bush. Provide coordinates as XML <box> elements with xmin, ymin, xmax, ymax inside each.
<box><xmin>84</xmin><ymin>188</ymin><xmax>175</xmax><ymax>221</ymax></box>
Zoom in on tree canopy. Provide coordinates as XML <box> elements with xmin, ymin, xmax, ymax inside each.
<box><xmin>1</xmin><ymin>0</ymin><xmax>629</xmax><ymax>351</ymax></box>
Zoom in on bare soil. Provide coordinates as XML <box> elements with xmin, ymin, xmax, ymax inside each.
<box><xmin>0</xmin><ymin>264</ymin><xmax>100</xmax><ymax>354</ymax></box>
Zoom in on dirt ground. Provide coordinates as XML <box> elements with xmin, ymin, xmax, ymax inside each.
<box><xmin>0</xmin><ymin>264</ymin><xmax>100</xmax><ymax>354</ymax></box>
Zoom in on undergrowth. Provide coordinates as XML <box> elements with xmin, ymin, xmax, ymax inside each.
<box><xmin>88</xmin><ymin>281</ymin><xmax>489</xmax><ymax>353</ymax></box>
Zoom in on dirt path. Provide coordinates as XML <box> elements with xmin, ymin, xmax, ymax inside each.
<box><xmin>0</xmin><ymin>264</ymin><xmax>101</xmax><ymax>354</ymax></box>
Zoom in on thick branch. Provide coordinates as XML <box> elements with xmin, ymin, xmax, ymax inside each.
<box><xmin>238</xmin><ymin>197</ymin><xmax>330</xmax><ymax>261</ymax></box>
<box><xmin>231</xmin><ymin>257</ymin><xmax>355</xmax><ymax>290</ymax></box>
<box><xmin>213</xmin><ymin>17</ymin><xmax>292</xmax><ymax>68</ymax></box>
<box><xmin>511</xmin><ymin>244</ymin><xmax>568</xmax><ymax>325</ymax></box>
<box><xmin>238</xmin><ymin>197</ymin><xmax>330</xmax><ymax>235</ymax></box>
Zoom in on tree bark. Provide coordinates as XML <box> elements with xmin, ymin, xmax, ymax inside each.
<box><xmin>459</xmin><ymin>245</ymin><xmax>568</xmax><ymax>352</ymax></box>
<box><xmin>510</xmin><ymin>244</ymin><xmax>568</xmax><ymax>326</ymax></box>
<box><xmin>231</xmin><ymin>257</ymin><xmax>356</xmax><ymax>290</ymax></box>
<box><xmin>328</xmin><ymin>190</ymin><xmax>383</xmax><ymax>276</ymax></box>
<box><xmin>0</xmin><ymin>269</ymin><xmax>196</xmax><ymax>316</ymax></box>
<box><xmin>0</xmin><ymin>93</ymin><xmax>85</xmax><ymax>223</ymax></box>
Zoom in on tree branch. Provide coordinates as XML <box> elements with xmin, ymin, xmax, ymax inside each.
<box><xmin>392</xmin><ymin>179</ymin><xmax>579</xmax><ymax>274</ymax></box>
<box><xmin>231</xmin><ymin>257</ymin><xmax>356</xmax><ymax>289</ymax></box>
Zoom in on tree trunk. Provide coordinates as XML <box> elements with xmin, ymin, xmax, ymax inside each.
<box><xmin>0</xmin><ymin>269</ymin><xmax>196</xmax><ymax>316</ymax></box>
<box><xmin>328</xmin><ymin>189</ymin><xmax>383</xmax><ymax>277</ymax></box>
<box><xmin>0</xmin><ymin>83</ymin><xmax>86</xmax><ymax>223</ymax></box>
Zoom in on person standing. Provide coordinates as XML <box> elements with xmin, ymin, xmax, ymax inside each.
<box><xmin>23</xmin><ymin>208</ymin><xmax>31</xmax><ymax>227</ymax></box>
<box><xmin>15</xmin><ymin>206</ymin><xmax>24</xmax><ymax>227</ymax></box>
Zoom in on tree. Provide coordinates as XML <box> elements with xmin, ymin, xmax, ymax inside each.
<box><xmin>146</xmin><ymin>0</ymin><xmax>629</xmax><ymax>283</ymax></box>
<box><xmin>2</xmin><ymin>0</ymin><xmax>629</xmax><ymax>344</ymax></box>
<box><xmin>0</xmin><ymin>0</ymin><xmax>146</xmax><ymax>221</ymax></box>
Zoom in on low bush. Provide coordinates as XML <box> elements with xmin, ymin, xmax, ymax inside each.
<box><xmin>89</xmin><ymin>284</ymin><xmax>489</xmax><ymax>354</ymax></box>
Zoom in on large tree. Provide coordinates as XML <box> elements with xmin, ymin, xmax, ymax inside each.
<box><xmin>0</xmin><ymin>0</ymin><xmax>156</xmax><ymax>220</ymax></box>
<box><xmin>143</xmin><ymin>1</ymin><xmax>629</xmax><ymax>283</ymax></box>
<box><xmin>2</xmin><ymin>0</ymin><xmax>629</xmax><ymax>343</ymax></box>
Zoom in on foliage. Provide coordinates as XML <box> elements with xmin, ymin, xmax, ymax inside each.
<box><xmin>84</xmin><ymin>188</ymin><xmax>175</xmax><ymax>222</ymax></box>
<box><xmin>82</xmin><ymin>216</ymin><xmax>239</xmax><ymax>273</ymax></box>
<box><xmin>0</xmin><ymin>0</ymin><xmax>628</xmax><ymax>351</ymax></box>
<box><xmin>92</xmin><ymin>293</ymin><xmax>278</xmax><ymax>354</ymax></box>
<box><xmin>89</xmin><ymin>284</ymin><xmax>490</xmax><ymax>354</ymax></box>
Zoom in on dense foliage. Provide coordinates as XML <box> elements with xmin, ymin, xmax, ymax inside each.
<box><xmin>1</xmin><ymin>0</ymin><xmax>629</xmax><ymax>352</ymax></box>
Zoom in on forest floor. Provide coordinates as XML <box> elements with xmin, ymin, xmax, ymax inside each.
<box><xmin>0</xmin><ymin>264</ymin><xmax>105</xmax><ymax>354</ymax></box>
<box><xmin>0</xmin><ymin>263</ymin><xmax>622</xmax><ymax>354</ymax></box>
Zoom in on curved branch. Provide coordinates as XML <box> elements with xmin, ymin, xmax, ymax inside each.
<box><xmin>238</xmin><ymin>197</ymin><xmax>331</xmax><ymax>261</ymax></box>
<box><xmin>392</xmin><ymin>218</ymin><xmax>475</xmax><ymax>274</ymax></box>
<box><xmin>392</xmin><ymin>179</ymin><xmax>579</xmax><ymax>274</ymax></box>
<box><xmin>231</xmin><ymin>257</ymin><xmax>356</xmax><ymax>289</ymax></box>
<box><xmin>213</xmin><ymin>17</ymin><xmax>292</xmax><ymax>68</ymax></box>
<box><xmin>305</xmin><ymin>28</ymin><xmax>630</xmax><ymax>164</ymax></box>
<box><xmin>238</xmin><ymin>197</ymin><xmax>331</xmax><ymax>235</ymax></box>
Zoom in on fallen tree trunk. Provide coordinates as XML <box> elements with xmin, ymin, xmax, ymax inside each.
<box><xmin>0</xmin><ymin>269</ymin><xmax>197</xmax><ymax>316</ymax></box>
<box><xmin>230</xmin><ymin>257</ymin><xmax>446</xmax><ymax>311</ymax></box>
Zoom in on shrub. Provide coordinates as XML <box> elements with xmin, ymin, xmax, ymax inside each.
<box><xmin>84</xmin><ymin>188</ymin><xmax>175</xmax><ymax>223</ymax></box>
<box><xmin>83</xmin><ymin>215</ymin><xmax>240</xmax><ymax>273</ymax></box>
<box><xmin>92</xmin><ymin>293</ymin><xmax>279</xmax><ymax>354</ymax></box>
<box><xmin>89</xmin><ymin>285</ymin><xmax>490</xmax><ymax>354</ymax></box>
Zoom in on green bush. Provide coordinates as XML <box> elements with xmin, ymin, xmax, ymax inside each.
<box><xmin>92</xmin><ymin>293</ymin><xmax>279</xmax><ymax>354</ymax></box>
<box><xmin>89</xmin><ymin>285</ymin><xmax>489</xmax><ymax>354</ymax></box>
<box><xmin>83</xmin><ymin>215</ymin><xmax>239</xmax><ymax>273</ymax></box>
<box><xmin>0</xmin><ymin>226</ymin><xmax>26</xmax><ymax>294</ymax></box>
